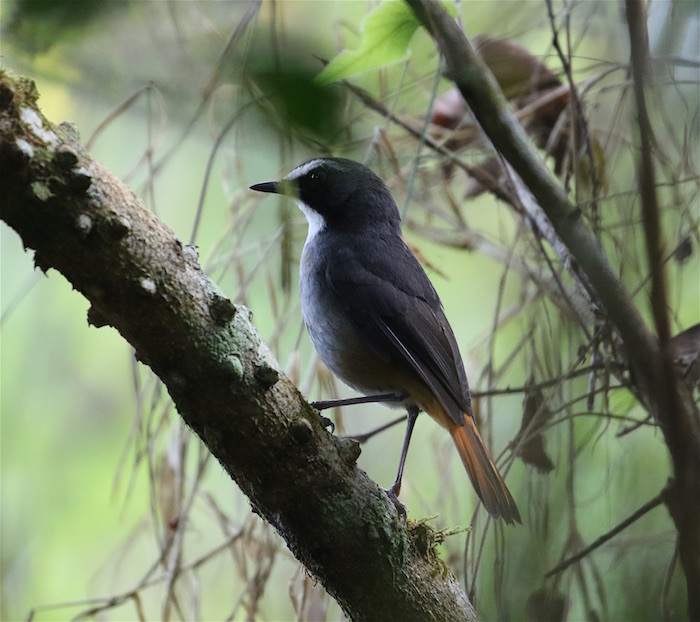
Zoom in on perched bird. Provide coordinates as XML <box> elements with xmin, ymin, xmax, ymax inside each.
<box><xmin>251</xmin><ymin>158</ymin><xmax>520</xmax><ymax>524</ymax></box>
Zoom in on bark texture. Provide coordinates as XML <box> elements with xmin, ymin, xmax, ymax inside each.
<box><xmin>0</xmin><ymin>70</ymin><xmax>478</xmax><ymax>622</ymax></box>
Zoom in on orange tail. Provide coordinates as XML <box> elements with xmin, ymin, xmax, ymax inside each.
<box><xmin>448</xmin><ymin>416</ymin><xmax>521</xmax><ymax>524</ymax></box>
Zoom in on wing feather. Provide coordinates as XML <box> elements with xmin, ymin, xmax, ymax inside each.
<box><xmin>325</xmin><ymin>240</ymin><xmax>471</xmax><ymax>425</ymax></box>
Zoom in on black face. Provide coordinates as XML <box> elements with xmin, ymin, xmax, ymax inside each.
<box><xmin>279</xmin><ymin>158</ymin><xmax>402</xmax><ymax>232</ymax></box>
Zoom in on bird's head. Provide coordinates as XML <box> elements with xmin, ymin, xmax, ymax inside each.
<box><xmin>250</xmin><ymin>157</ymin><xmax>401</xmax><ymax>234</ymax></box>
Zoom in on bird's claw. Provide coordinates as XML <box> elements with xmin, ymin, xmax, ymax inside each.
<box><xmin>316</xmin><ymin>412</ymin><xmax>335</xmax><ymax>433</ymax></box>
<box><xmin>385</xmin><ymin>486</ymin><xmax>407</xmax><ymax>522</ymax></box>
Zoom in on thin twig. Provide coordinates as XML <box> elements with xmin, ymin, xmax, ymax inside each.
<box><xmin>344</xmin><ymin>415</ymin><xmax>407</xmax><ymax>444</ymax></box>
<box><xmin>342</xmin><ymin>81</ymin><xmax>514</xmax><ymax>204</ymax></box>
<box><xmin>544</xmin><ymin>490</ymin><xmax>666</xmax><ymax>578</ymax></box>
<box><xmin>545</xmin><ymin>0</ymin><xmax>602</xmax><ymax>225</ymax></box>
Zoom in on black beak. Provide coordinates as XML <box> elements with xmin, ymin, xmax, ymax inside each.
<box><xmin>249</xmin><ymin>181</ymin><xmax>279</xmax><ymax>194</ymax></box>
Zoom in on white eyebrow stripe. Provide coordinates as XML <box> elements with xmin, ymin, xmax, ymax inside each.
<box><xmin>285</xmin><ymin>159</ymin><xmax>326</xmax><ymax>181</ymax></box>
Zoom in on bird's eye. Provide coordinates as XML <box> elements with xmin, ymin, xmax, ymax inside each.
<box><xmin>310</xmin><ymin>172</ymin><xmax>318</xmax><ymax>181</ymax></box>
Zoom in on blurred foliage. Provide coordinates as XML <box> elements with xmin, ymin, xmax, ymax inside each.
<box><xmin>247</xmin><ymin>44</ymin><xmax>344</xmax><ymax>145</ymax></box>
<box><xmin>1</xmin><ymin>1</ymin><xmax>698</xmax><ymax>621</ymax></box>
<box><xmin>5</xmin><ymin>0</ymin><xmax>125</xmax><ymax>54</ymax></box>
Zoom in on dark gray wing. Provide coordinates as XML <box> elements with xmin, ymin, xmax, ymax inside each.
<box><xmin>325</xmin><ymin>238</ymin><xmax>472</xmax><ymax>425</ymax></box>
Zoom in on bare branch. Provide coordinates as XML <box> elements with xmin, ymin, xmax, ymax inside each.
<box><xmin>544</xmin><ymin>490</ymin><xmax>665</xmax><ymax>578</ymax></box>
<box><xmin>405</xmin><ymin>0</ymin><xmax>659</xmax><ymax>401</ymax></box>
<box><xmin>405</xmin><ymin>1</ymin><xmax>700</xmax><ymax>615</ymax></box>
<box><xmin>625</xmin><ymin>1</ymin><xmax>700</xmax><ymax>615</ymax></box>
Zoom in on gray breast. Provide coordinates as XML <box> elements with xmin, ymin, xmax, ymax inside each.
<box><xmin>299</xmin><ymin>237</ymin><xmax>387</xmax><ymax>394</ymax></box>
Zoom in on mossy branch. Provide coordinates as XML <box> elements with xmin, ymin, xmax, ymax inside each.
<box><xmin>0</xmin><ymin>70</ymin><xmax>477</xmax><ymax>622</ymax></box>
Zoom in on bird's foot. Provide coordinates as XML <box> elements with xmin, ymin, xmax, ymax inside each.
<box><xmin>315</xmin><ymin>412</ymin><xmax>335</xmax><ymax>433</ymax></box>
<box><xmin>384</xmin><ymin>485</ymin><xmax>407</xmax><ymax>522</ymax></box>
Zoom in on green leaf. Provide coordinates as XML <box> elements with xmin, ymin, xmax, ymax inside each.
<box><xmin>315</xmin><ymin>1</ymin><xmax>422</xmax><ymax>86</ymax></box>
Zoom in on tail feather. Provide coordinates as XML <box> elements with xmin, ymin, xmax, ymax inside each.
<box><xmin>449</xmin><ymin>416</ymin><xmax>521</xmax><ymax>525</ymax></box>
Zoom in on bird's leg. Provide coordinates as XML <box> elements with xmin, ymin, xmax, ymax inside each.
<box><xmin>385</xmin><ymin>405</ymin><xmax>420</xmax><ymax>519</ymax></box>
<box><xmin>311</xmin><ymin>392</ymin><xmax>407</xmax><ymax>411</ymax></box>
<box><xmin>311</xmin><ymin>392</ymin><xmax>407</xmax><ymax>433</ymax></box>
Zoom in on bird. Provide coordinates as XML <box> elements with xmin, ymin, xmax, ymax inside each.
<box><xmin>250</xmin><ymin>157</ymin><xmax>521</xmax><ymax>524</ymax></box>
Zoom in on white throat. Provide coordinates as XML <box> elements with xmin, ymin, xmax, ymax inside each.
<box><xmin>284</xmin><ymin>159</ymin><xmax>329</xmax><ymax>244</ymax></box>
<box><xmin>297</xmin><ymin>200</ymin><xmax>326</xmax><ymax>244</ymax></box>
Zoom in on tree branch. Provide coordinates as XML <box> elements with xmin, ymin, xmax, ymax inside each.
<box><xmin>404</xmin><ymin>0</ymin><xmax>700</xmax><ymax>616</ymax></box>
<box><xmin>625</xmin><ymin>1</ymin><xmax>700</xmax><ymax>616</ymax></box>
<box><xmin>405</xmin><ymin>0</ymin><xmax>654</xmax><ymax>394</ymax></box>
<box><xmin>0</xmin><ymin>70</ymin><xmax>477</xmax><ymax>622</ymax></box>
